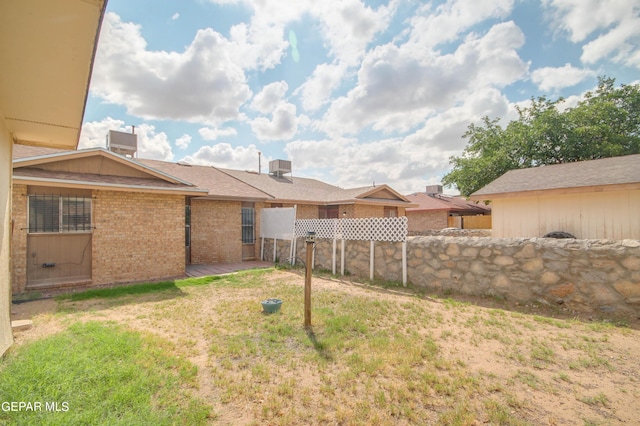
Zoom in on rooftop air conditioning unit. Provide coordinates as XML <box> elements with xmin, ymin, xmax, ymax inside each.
<box><xmin>107</xmin><ymin>130</ymin><xmax>137</xmax><ymax>157</ymax></box>
<box><xmin>269</xmin><ymin>159</ymin><xmax>292</xmax><ymax>177</ymax></box>
<box><xmin>426</xmin><ymin>185</ymin><xmax>443</xmax><ymax>196</ymax></box>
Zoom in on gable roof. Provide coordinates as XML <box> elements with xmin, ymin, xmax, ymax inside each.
<box><xmin>138</xmin><ymin>159</ymin><xmax>270</xmax><ymax>201</ymax></box>
<box><xmin>470</xmin><ymin>154</ymin><xmax>640</xmax><ymax>200</ymax></box>
<box><xmin>13</xmin><ymin>145</ymin><xmax>414</xmax><ymax>206</ymax></box>
<box><xmin>406</xmin><ymin>192</ymin><xmax>490</xmax><ymax>214</ymax></box>
<box><xmin>219</xmin><ymin>168</ymin><xmax>413</xmax><ymax>205</ymax></box>
<box><xmin>12</xmin><ymin>144</ymin><xmax>207</xmax><ymax>196</ymax></box>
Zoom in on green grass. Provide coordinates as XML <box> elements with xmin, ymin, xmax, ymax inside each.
<box><xmin>0</xmin><ymin>322</ymin><xmax>211</xmax><ymax>425</ymax></box>
<box><xmin>6</xmin><ymin>268</ymin><xmax>635</xmax><ymax>425</ymax></box>
<box><xmin>54</xmin><ymin>269</ymin><xmax>276</xmax><ymax>302</ymax></box>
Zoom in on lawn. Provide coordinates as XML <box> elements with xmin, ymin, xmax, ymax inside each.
<box><xmin>3</xmin><ymin>269</ymin><xmax>639</xmax><ymax>425</ymax></box>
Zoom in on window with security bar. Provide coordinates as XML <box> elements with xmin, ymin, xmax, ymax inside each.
<box><xmin>28</xmin><ymin>195</ymin><xmax>92</xmax><ymax>233</ymax></box>
<box><xmin>241</xmin><ymin>203</ymin><xmax>255</xmax><ymax>244</ymax></box>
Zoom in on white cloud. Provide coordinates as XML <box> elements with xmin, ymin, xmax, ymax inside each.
<box><xmin>544</xmin><ymin>0</ymin><xmax>640</xmax><ymax>68</ymax></box>
<box><xmin>180</xmin><ymin>143</ymin><xmax>262</xmax><ymax>170</ymax></box>
<box><xmin>79</xmin><ymin>118</ymin><xmax>174</xmax><ymax>161</ymax></box>
<box><xmin>320</xmin><ymin>21</ymin><xmax>527</xmax><ymax>136</ymax></box>
<box><xmin>580</xmin><ymin>17</ymin><xmax>640</xmax><ymax>66</ymax></box>
<box><xmin>287</xmin><ymin>85</ymin><xmax>515</xmax><ymax>193</ymax></box>
<box><xmin>295</xmin><ymin>63</ymin><xmax>348</xmax><ymax>112</ymax></box>
<box><xmin>284</xmin><ymin>138</ymin><xmax>355</xmax><ymax>170</ymax></box>
<box><xmin>531</xmin><ymin>63</ymin><xmax>595</xmax><ymax>91</ymax></box>
<box><xmin>176</xmin><ymin>134</ymin><xmax>192</xmax><ymax>150</ymax></box>
<box><xmin>311</xmin><ymin>0</ymin><xmax>396</xmax><ymax>66</ymax></box>
<box><xmin>91</xmin><ymin>13</ymin><xmax>252</xmax><ymax>124</ymax></box>
<box><xmin>198</xmin><ymin>127</ymin><xmax>238</xmax><ymax>141</ymax></box>
<box><xmin>250</xmin><ymin>81</ymin><xmax>289</xmax><ymax>113</ymax></box>
<box><xmin>171</xmin><ymin>13</ymin><xmax>180</xmax><ymax>21</ymax></box>
<box><xmin>408</xmin><ymin>0</ymin><xmax>514</xmax><ymax>48</ymax></box>
<box><xmin>79</xmin><ymin>117</ymin><xmax>126</xmax><ymax>149</ymax></box>
<box><xmin>132</xmin><ymin>124</ymin><xmax>175</xmax><ymax>161</ymax></box>
<box><xmin>250</xmin><ymin>103</ymin><xmax>299</xmax><ymax>141</ymax></box>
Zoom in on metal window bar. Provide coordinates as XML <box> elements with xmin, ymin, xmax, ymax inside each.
<box><xmin>28</xmin><ymin>195</ymin><xmax>59</xmax><ymax>233</ymax></box>
<box><xmin>28</xmin><ymin>195</ymin><xmax>91</xmax><ymax>233</ymax></box>
<box><xmin>62</xmin><ymin>196</ymin><xmax>91</xmax><ymax>231</ymax></box>
<box><xmin>241</xmin><ymin>207</ymin><xmax>255</xmax><ymax>244</ymax></box>
<box><xmin>185</xmin><ymin>205</ymin><xmax>191</xmax><ymax>247</ymax></box>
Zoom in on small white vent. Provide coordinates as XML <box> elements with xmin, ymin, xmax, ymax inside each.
<box><xmin>107</xmin><ymin>130</ymin><xmax>137</xmax><ymax>157</ymax></box>
<box><xmin>269</xmin><ymin>159</ymin><xmax>291</xmax><ymax>177</ymax></box>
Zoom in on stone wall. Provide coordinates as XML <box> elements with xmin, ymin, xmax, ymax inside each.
<box><xmin>264</xmin><ymin>235</ymin><xmax>640</xmax><ymax>316</ymax></box>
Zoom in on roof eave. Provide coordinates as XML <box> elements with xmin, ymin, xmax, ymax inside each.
<box><xmin>470</xmin><ymin>182</ymin><xmax>640</xmax><ymax>201</ymax></box>
<box><xmin>13</xmin><ymin>176</ymin><xmax>207</xmax><ymax>196</ymax></box>
<box><xmin>13</xmin><ymin>148</ymin><xmax>196</xmax><ymax>186</ymax></box>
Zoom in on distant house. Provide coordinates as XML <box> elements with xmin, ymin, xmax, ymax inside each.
<box><xmin>406</xmin><ymin>185</ymin><xmax>491</xmax><ymax>232</ymax></box>
<box><xmin>470</xmin><ymin>155</ymin><xmax>640</xmax><ymax>239</ymax></box>
<box><xmin>11</xmin><ymin>145</ymin><xmax>414</xmax><ymax>294</ymax></box>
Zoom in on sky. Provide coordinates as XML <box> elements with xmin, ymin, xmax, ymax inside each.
<box><xmin>79</xmin><ymin>0</ymin><xmax>640</xmax><ymax>195</ymax></box>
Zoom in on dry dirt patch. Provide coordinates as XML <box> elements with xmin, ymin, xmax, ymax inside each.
<box><xmin>11</xmin><ymin>270</ymin><xmax>640</xmax><ymax>425</ymax></box>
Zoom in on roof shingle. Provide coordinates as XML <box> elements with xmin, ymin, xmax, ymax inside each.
<box><xmin>471</xmin><ymin>154</ymin><xmax>640</xmax><ymax>199</ymax></box>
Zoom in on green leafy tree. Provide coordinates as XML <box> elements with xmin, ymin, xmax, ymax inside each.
<box><xmin>443</xmin><ymin>77</ymin><xmax>640</xmax><ymax>196</ymax></box>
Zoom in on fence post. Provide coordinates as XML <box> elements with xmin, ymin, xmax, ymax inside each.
<box><xmin>370</xmin><ymin>240</ymin><xmax>374</xmax><ymax>281</ymax></box>
<box><xmin>402</xmin><ymin>241</ymin><xmax>407</xmax><ymax>286</ymax></box>
<box><xmin>341</xmin><ymin>239</ymin><xmax>345</xmax><ymax>276</ymax></box>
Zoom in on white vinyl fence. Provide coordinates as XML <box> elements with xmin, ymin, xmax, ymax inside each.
<box><xmin>261</xmin><ymin>212</ymin><xmax>409</xmax><ymax>285</ymax></box>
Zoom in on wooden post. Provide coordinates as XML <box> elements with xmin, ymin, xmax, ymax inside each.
<box><xmin>304</xmin><ymin>232</ymin><xmax>315</xmax><ymax>328</ymax></box>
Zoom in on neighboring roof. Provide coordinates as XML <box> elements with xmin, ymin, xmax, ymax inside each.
<box><xmin>406</xmin><ymin>192</ymin><xmax>490</xmax><ymax>214</ymax></box>
<box><xmin>219</xmin><ymin>168</ymin><xmax>414</xmax><ymax>205</ymax></box>
<box><xmin>0</xmin><ymin>0</ymin><xmax>107</xmax><ymax>149</ymax></box>
<box><xmin>470</xmin><ymin>154</ymin><xmax>640</xmax><ymax>200</ymax></box>
<box><xmin>139</xmin><ymin>159</ymin><xmax>270</xmax><ymax>201</ymax></box>
<box><xmin>12</xmin><ymin>145</ymin><xmax>207</xmax><ymax>196</ymax></box>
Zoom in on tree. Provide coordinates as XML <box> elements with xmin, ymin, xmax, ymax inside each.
<box><xmin>442</xmin><ymin>77</ymin><xmax>640</xmax><ymax>196</ymax></box>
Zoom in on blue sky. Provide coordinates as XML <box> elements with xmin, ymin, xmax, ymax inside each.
<box><xmin>80</xmin><ymin>0</ymin><xmax>640</xmax><ymax>194</ymax></box>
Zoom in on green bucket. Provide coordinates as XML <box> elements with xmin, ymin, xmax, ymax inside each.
<box><xmin>261</xmin><ymin>298</ymin><xmax>283</xmax><ymax>314</ymax></box>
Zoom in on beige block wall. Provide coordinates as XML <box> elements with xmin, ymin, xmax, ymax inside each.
<box><xmin>92</xmin><ymin>190</ymin><xmax>185</xmax><ymax>285</ymax></box>
<box><xmin>10</xmin><ymin>185</ymin><xmax>28</xmax><ymax>293</ymax></box>
<box><xmin>0</xmin><ymin>118</ymin><xmax>13</xmax><ymax>355</ymax></box>
<box><xmin>492</xmin><ymin>190</ymin><xmax>640</xmax><ymax>239</ymax></box>
<box><xmin>406</xmin><ymin>210</ymin><xmax>448</xmax><ymax>231</ymax></box>
<box><xmin>191</xmin><ymin>199</ymin><xmax>243</xmax><ymax>264</ymax></box>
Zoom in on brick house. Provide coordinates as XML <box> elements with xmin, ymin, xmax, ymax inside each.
<box><xmin>140</xmin><ymin>157</ymin><xmax>414</xmax><ymax>264</ymax></box>
<box><xmin>11</xmin><ymin>145</ymin><xmax>207</xmax><ymax>294</ymax></box>
<box><xmin>406</xmin><ymin>185</ymin><xmax>491</xmax><ymax>232</ymax></box>
<box><xmin>12</xmin><ymin>145</ymin><xmax>414</xmax><ymax>294</ymax></box>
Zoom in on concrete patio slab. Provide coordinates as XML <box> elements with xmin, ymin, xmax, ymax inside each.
<box><xmin>186</xmin><ymin>261</ymin><xmax>274</xmax><ymax>278</ymax></box>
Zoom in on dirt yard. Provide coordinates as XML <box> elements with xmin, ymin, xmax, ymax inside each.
<box><xmin>10</xmin><ymin>269</ymin><xmax>640</xmax><ymax>425</ymax></box>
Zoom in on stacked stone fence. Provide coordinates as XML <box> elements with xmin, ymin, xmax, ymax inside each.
<box><xmin>262</xmin><ymin>236</ymin><xmax>640</xmax><ymax>316</ymax></box>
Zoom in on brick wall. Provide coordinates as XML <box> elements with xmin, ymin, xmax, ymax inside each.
<box><xmin>406</xmin><ymin>210</ymin><xmax>448</xmax><ymax>232</ymax></box>
<box><xmin>191</xmin><ymin>199</ymin><xmax>242</xmax><ymax>264</ymax></box>
<box><xmin>354</xmin><ymin>204</ymin><xmax>384</xmax><ymax>218</ymax></box>
<box><xmin>92</xmin><ymin>190</ymin><xmax>185</xmax><ymax>285</ymax></box>
<box><xmin>11</xmin><ymin>186</ymin><xmax>28</xmax><ymax>293</ymax></box>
